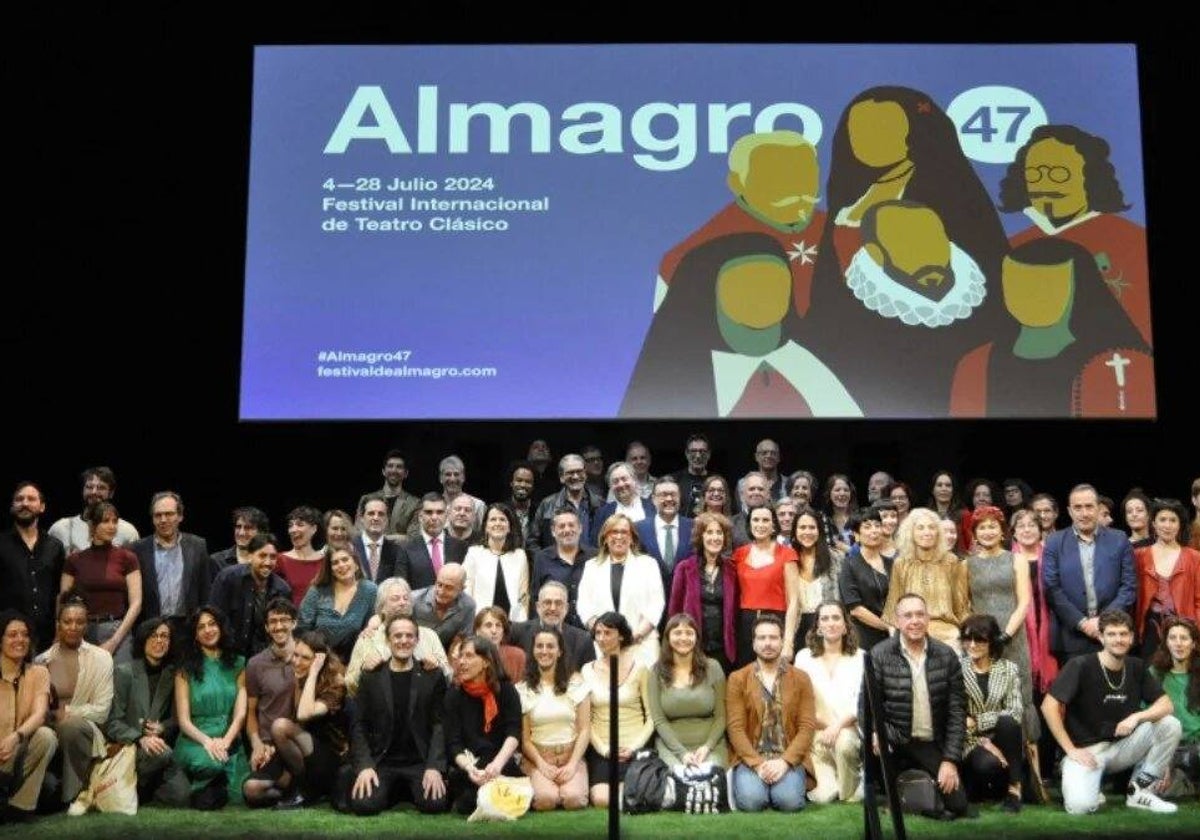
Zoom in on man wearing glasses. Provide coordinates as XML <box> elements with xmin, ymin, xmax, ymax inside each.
<box><xmin>529</xmin><ymin>455</ymin><xmax>604</xmax><ymax>551</ymax></box>
<box><xmin>671</xmin><ymin>433</ymin><xmax>713</xmax><ymax>516</ymax></box>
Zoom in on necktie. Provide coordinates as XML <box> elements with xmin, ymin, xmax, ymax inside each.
<box><xmin>430</xmin><ymin>536</ymin><xmax>443</xmax><ymax>572</ymax></box>
<box><xmin>368</xmin><ymin>541</ymin><xmax>380</xmax><ymax>580</ymax></box>
<box><xmin>663</xmin><ymin>523</ymin><xmax>675</xmax><ymax>565</ymax></box>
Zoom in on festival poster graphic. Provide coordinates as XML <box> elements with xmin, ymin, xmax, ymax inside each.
<box><xmin>241</xmin><ymin>43</ymin><xmax>1150</xmax><ymax>420</ymax></box>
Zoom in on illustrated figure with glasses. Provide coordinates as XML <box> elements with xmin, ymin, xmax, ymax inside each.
<box><xmin>1000</xmin><ymin>124</ymin><xmax>1151</xmax><ymax>347</ymax></box>
<box><xmin>949</xmin><ymin>237</ymin><xmax>1153</xmax><ymax>417</ymax></box>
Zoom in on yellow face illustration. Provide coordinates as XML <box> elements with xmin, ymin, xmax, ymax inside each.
<box><xmin>730</xmin><ymin>142</ymin><xmax>820</xmax><ymax>226</ymax></box>
<box><xmin>1002</xmin><ymin>255</ymin><xmax>1074</xmax><ymax>327</ymax></box>
<box><xmin>866</xmin><ymin>204</ymin><xmax>952</xmax><ymax>289</ymax></box>
<box><xmin>848</xmin><ymin>100</ymin><xmax>910</xmax><ymax>169</ymax></box>
<box><xmin>1024</xmin><ymin>138</ymin><xmax>1088</xmax><ymax>222</ymax></box>
<box><xmin>716</xmin><ymin>254</ymin><xmax>791</xmax><ymax>329</ymax></box>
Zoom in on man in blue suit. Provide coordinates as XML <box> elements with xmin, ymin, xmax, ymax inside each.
<box><xmin>1042</xmin><ymin>483</ymin><xmax>1136</xmax><ymax>662</ymax></box>
<box><xmin>589</xmin><ymin>461</ymin><xmax>657</xmax><ymax>546</ymax></box>
<box><xmin>636</xmin><ymin>477</ymin><xmax>694</xmax><ymax>584</ymax></box>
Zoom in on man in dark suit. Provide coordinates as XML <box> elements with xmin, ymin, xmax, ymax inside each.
<box><xmin>103</xmin><ymin>615</ymin><xmax>190</xmax><ymax>805</ymax></box>
<box><xmin>384</xmin><ymin>493</ymin><xmax>467</xmax><ymax>591</ymax></box>
<box><xmin>635</xmin><ymin>477</ymin><xmax>695</xmax><ymax>588</ymax></box>
<box><xmin>131</xmin><ymin>491</ymin><xmax>211</xmax><ymax>622</ymax></box>
<box><xmin>589</xmin><ymin>461</ymin><xmax>657</xmax><ymax>545</ymax></box>
<box><xmin>1043</xmin><ymin>483</ymin><xmax>1136</xmax><ymax>662</ymax></box>
<box><xmin>357</xmin><ymin>495</ymin><xmax>405</xmax><ymax>583</ymax></box>
<box><xmin>338</xmin><ymin>615</ymin><xmax>449</xmax><ymax>815</ymax></box>
<box><xmin>509</xmin><ymin>580</ymin><xmax>595</xmax><ymax>672</ymax></box>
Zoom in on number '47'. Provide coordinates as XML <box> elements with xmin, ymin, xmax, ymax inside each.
<box><xmin>961</xmin><ymin>105</ymin><xmax>1031</xmax><ymax>143</ymax></box>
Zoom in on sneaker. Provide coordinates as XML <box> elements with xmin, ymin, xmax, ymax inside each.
<box><xmin>67</xmin><ymin>793</ymin><xmax>91</xmax><ymax>817</ymax></box>
<box><xmin>1126</xmin><ymin>783</ymin><xmax>1178</xmax><ymax>814</ymax></box>
<box><xmin>275</xmin><ymin>793</ymin><xmax>305</xmax><ymax>810</ymax></box>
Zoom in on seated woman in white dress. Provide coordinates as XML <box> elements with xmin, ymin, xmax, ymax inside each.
<box><xmin>793</xmin><ymin>600</ymin><xmax>863</xmax><ymax>803</ymax></box>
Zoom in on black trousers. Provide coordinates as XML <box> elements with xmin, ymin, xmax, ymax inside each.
<box><xmin>963</xmin><ymin>716</ymin><xmax>1024</xmax><ymax>800</ymax></box>
<box><xmin>893</xmin><ymin>739</ymin><xmax>970</xmax><ymax>816</ymax></box>
<box><xmin>337</xmin><ymin>761</ymin><xmax>448</xmax><ymax>815</ymax></box>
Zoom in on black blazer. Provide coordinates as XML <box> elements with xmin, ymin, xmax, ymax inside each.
<box><xmin>391</xmin><ymin>533</ymin><xmax>468</xmax><ymax>590</ymax></box>
<box><xmin>104</xmin><ymin>659</ymin><xmax>178</xmax><ymax>744</ymax></box>
<box><xmin>350</xmin><ymin>663</ymin><xmax>448</xmax><ymax>772</ymax></box>
<box><xmin>356</xmin><ymin>534</ymin><xmax>405</xmax><ymax>583</ymax></box>
<box><xmin>132</xmin><ymin>532</ymin><xmax>211</xmax><ymax>621</ymax></box>
<box><xmin>509</xmin><ymin>619</ymin><xmax>595</xmax><ymax>673</ymax></box>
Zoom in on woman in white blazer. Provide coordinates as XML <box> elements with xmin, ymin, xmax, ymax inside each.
<box><xmin>462</xmin><ymin>503</ymin><xmax>531</xmax><ymax>622</ymax></box>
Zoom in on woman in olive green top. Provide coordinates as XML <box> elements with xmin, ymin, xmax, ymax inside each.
<box><xmin>647</xmin><ymin>613</ymin><xmax>727</xmax><ymax>769</ymax></box>
<box><xmin>1150</xmin><ymin>616</ymin><xmax>1200</xmax><ymax>796</ymax></box>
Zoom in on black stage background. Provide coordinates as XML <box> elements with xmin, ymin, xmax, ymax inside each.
<box><xmin>6</xmin><ymin>8</ymin><xmax>1194</xmax><ymax>545</ymax></box>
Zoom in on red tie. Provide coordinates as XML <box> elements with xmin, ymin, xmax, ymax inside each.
<box><xmin>729</xmin><ymin>363</ymin><xmax>813</xmax><ymax>417</ymax></box>
<box><xmin>430</xmin><ymin>536</ymin><xmax>443</xmax><ymax>572</ymax></box>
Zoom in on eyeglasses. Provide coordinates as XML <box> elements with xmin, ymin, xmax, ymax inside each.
<box><xmin>1025</xmin><ymin>165</ymin><xmax>1071</xmax><ymax>184</ymax></box>
<box><xmin>962</xmin><ymin>637</ymin><xmax>990</xmax><ymax>646</ymax></box>
<box><xmin>148</xmin><ymin>631</ymin><xmax>171</xmax><ymax>641</ymax></box>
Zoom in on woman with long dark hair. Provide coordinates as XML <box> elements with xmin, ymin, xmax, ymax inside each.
<box><xmin>173</xmin><ymin>605</ymin><xmax>250</xmax><ymax>808</ymax></box>
<box><xmin>732</xmin><ymin>505</ymin><xmax>800</xmax><ymax>664</ymax></box>
<box><xmin>791</xmin><ymin>506</ymin><xmax>840</xmax><ymax>647</ymax></box>
<box><xmin>1135</xmin><ymin>498</ymin><xmax>1200</xmax><ymax>659</ymax></box>
<box><xmin>647</xmin><ymin>613</ymin><xmax>727</xmax><ymax>770</ymax></box>
<box><xmin>463</xmin><ymin>503</ymin><xmax>530</xmax><ymax>622</ymax></box>
<box><xmin>794</xmin><ymin>601</ymin><xmax>863</xmax><ymax>803</ymax></box>
<box><xmin>297</xmin><ymin>547</ymin><xmax>378</xmax><ymax>663</ymax></box>
<box><xmin>1150</xmin><ymin>616</ymin><xmax>1200</xmax><ymax>797</ymax></box>
<box><xmin>518</xmin><ymin>627</ymin><xmax>590</xmax><ymax>810</ymax></box>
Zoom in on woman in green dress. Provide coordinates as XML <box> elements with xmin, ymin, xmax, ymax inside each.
<box><xmin>1150</xmin><ymin>616</ymin><xmax>1200</xmax><ymax>798</ymax></box>
<box><xmin>647</xmin><ymin>612</ymin><xmax>727</xmax><ymax>769</ymax></box>
<box><xmin>173</xmin><ymin>605</ymin><xmax>250</xmax><ymax>809</ymax></box>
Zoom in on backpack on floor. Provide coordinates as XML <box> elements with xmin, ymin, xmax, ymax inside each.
<box><xmin>622</xmin><ymin>751</ymin><xmax>671</xmax><ymax>814</ymax></box>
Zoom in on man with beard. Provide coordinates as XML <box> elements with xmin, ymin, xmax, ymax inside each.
<box><xmin>356</xmin><ymin>450</ymin><xmax>421</xmax><ymax>539</ymax></box>
<box><xmin>503</xmin><ymin>461</ymin><xmax>537</xmax><ymax>549</ymax></box>
<box><xmin>210</xmin><ymin>533</ymin><xmax>293</xmax><ymax>658</ymax></box>
<box><xmin>999</xmin><ymin>125</ymin><xmax>1151</xmax><ymax>347</ymax></box>
<box><xmin>671</xmin><ymin>433</ymin><xmax>712</xmax><ymax>516</ymax></box>
<box><xmin>1042</xmin><ymin>609</ymin><xmax>1180</xmax><ymax>814</ymax></box>
<box><xmin>0</xmin><ymin>482</ymin><xmax>64</xmax><ymax>648</ymax></box>
<box><xmin>726</xmin><ymin>614</ymin><xmax>817</xmax><ymax>811</ymax></box>
<box><xmin>654</xmin><ymin>130</ymin><xmax>826</xmax><ymax>319</ymax></box>
<box><xmin>242</xmin><ymin>598</ymin><xmax>299</xmax><ymax>807</ymax></box>
<box><xmin>209</xmin><ymin>506</ymin><xmax>270</xmax><ymax>578</ymax></box>
<box><xmin>339</xmin><ymin>616</ymin><xmax>448</xmax><ymax>815</ymax></box>
<box><xmin>47</xmin><ymin>467</ymin><xmax>140</xmax><ymax>554</ymax></box>
<box><xmin>508</xmin><ymin>580</ymin><xmax>595</xmax><ymax>671</ymax></box>
<box><xmin>529</xmin><ymin>455</ymin><xmax>604</xmax><ymax>551</ymax></box>
<box><xmin>589</xmin><ymin>461</ymin><xmax>656</xmax><ymax>546</ymax></box>
<box><xmin>529</xmin><ymin>509</ymin><xmax>595</xmax><ymax>630</ymax></box>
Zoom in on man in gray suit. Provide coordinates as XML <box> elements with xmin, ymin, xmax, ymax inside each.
<box><xmin>130</xmin><ymin>491</ymin><xmax>210</xmax><ymax>622</ymax></box>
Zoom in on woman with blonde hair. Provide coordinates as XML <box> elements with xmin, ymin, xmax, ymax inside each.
<box><xmin>885</xmin><ymin>507</ymin><xmax>970</xmax><ymax>647</ymax></box>
<box><xmin>576</xmin><ymin>514</ymin><xmax>665</xmax><ymax>667</ymax></box>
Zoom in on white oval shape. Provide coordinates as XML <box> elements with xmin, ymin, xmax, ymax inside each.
<box><xmin>947</xmin><ymin>85</ymin><xmax>1048</xmax><ymax>164</ymax></box>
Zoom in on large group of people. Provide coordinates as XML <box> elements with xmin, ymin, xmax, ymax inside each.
<box><xmin>1</xmin><ymin>447</ymin><xmax>1198</xmax><ymax>825</ymax></box>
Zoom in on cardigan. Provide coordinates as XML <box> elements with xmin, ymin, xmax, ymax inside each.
<box><xmin>668</xmin><ymin>554</ymin><xmax>738</xmax><ymax>664</ymax></box>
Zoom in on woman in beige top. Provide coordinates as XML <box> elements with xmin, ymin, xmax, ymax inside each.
<box><xmin>885</xmin><ymin>507</ymin><xmax>970</xmax><ymax>648</ymax></box>
<box><xmin>518</xmin><ymin>627</ymin><xmax>590</xmax><ymax>810</ymax></box>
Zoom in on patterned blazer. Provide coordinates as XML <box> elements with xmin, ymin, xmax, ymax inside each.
<box><xmin>960</xmin><ymin>656</ymin><xmax>1022</xmax><ymax>755</ymax></box>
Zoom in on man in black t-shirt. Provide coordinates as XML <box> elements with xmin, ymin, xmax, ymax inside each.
<box><xmin>1042</xmin><ymin>609</ymin><xmax>1181</xmax><ymax>814</ymax></box>
<box><xmin>339</xmin><ymin>616</ymin><xmax>449</xmax><ymax>815</ymax></box>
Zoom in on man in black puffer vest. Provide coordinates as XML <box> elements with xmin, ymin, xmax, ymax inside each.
<box><xmin>867</xmin><ymin>592</ymin><xmax>973</xmax><ymax>819</ymax></box>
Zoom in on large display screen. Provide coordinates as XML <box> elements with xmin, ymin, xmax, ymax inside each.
<box><xmin>241</xmin><ymin>44</ymin><xmax>1152</xmax><ymax>420</ymax></box>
